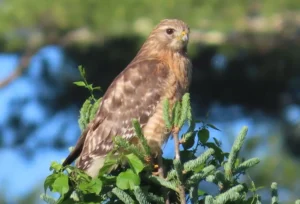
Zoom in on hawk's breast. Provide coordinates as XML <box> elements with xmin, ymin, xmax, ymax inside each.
<box><xmin>143</xmin><ymin>53</ymin><xmax>192</xmax><ymax>155</ymax></box>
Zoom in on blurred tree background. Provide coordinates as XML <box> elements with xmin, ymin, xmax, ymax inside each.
<box><xmin>0</xmin><ymin>0</ymin><xmax>300</xmax><ymax>203</ymax></box>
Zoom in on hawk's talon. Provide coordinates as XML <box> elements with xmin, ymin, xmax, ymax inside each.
<box><xmin>144</xmin><ymin>156</ymin><xmax>152</xmax><ymax>164</ymax></box>
<box><xmin>152</xmin><ymin>171</ymin><xmax>160</xmax><ymax>176</ymax></box>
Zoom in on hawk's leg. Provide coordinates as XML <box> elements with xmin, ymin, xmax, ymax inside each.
<box><xmin>152</xmin><ymin>154</ymin><xmax>170</xmax><ymax>204</ymax></box>
<box><xmin>149</xmin><ymin>152</ymin><xmax>165</xmax><ymax>178</ymax></box>
<box><xmin>156</xmin><ymin>153</ymin><xmax>165</xmax><ymax>178</ymax></box>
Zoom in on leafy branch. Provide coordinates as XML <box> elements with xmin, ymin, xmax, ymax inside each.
<box><xmin>73</xmin><ymin>65</ymin><xmax>102</xmax><ymax>131</ymax></box>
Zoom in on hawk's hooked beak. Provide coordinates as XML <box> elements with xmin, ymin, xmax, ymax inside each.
<box><xmin>181</xmin><ymin>31</ymin><xmax>188</xmax><ymax>42</ymax></box>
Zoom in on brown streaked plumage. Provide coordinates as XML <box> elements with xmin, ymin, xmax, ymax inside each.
<box><xmin>63</xmin><ymin>19</ymin><xmax>192</xmax><ymax>178</ymax></box>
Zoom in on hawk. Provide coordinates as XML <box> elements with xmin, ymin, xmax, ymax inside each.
<box><xmin>63</xmin><ymin>19</ymin><xmax>192</xmax><ymax>178</ymax></box>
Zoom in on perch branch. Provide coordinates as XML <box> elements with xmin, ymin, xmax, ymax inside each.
<box><xmin>172</xmin><ymin>126</ymin><xmax>186</xmax><ymax>204</ymax></box>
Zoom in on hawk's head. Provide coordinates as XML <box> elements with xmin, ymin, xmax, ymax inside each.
<box><xmin>148</xmin><ymin>19</ymin><xmax>190</xmax><ymax>52</ymax></box>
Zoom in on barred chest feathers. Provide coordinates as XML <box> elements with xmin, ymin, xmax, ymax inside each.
<box><xmin>143</xmin><ymin>52</ymin><xmax>192</xmax><ymax>155</ymax></box>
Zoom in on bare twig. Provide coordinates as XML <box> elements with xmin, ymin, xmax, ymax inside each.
<box><xmin>0</xmin><ymin>48</ymin><xmax>35</xmax><ymax>88</ymax></box>
<box><xmin>0</xmin><ymin>27</ymin><xmax>96</xmax><ymax>89</ymax></box>
<box><xmin>173</xmin><ymin>127</ymin><xmax>181</xmax><ymax>160</ymax></box>
<box><xmin>173</xmin><ymin>126</ymin><xmax>186</xmax><ymax>204</ymax></box>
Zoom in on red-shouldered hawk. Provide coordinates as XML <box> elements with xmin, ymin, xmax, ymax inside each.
<box><xmin>63</xmin><ymin>19</ymin><xmax>192</xmax><ymax>178</ymax></box>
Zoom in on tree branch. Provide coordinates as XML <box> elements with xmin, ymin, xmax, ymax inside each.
<box><xmin>0</xmin><ymin>47</ymin><xmax>35</xmax><ymax>88</ymax></box>
<box><xmin>172</xmin><ymin>126</ymin><xmax>186</xmax><ymax>204</ymax></box>
<box><xmin>0</xmin><ymin>27</ymin><xmax>95</xmax><ymax>89</ymax></box>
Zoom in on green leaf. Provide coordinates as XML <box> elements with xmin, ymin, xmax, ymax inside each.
<box><xmin>78</xmin><ymin>65</ymin><xmax>86</xmax><ymax>78</ymax></box>
<box><xmin>87</xmin><ymin>84</ymin><xmax>93</xmax><ymax>91</ymax></box>
<box><xmin>205</xmin><ymin>142</ymin><xmax>224</xmax><ymax>163</ymax></box>
<box><xmin>198</xmin><ymin>189</ymin><xmax>206</xmax><ymax>196</ymax></box>
<box><xmin>52</xmin><ymin>174</ymin><xmax>69</xmax><ymax>195</ymax></box>
<box><xmin>213</xmin><ymin>137</ymin><xmax>221</xmax><ymax>147</ymax></box>
<box><xmin>116</xmin><ymin>169</ymin><xmax>140</xmax><ymax>190</ymax></box>
<box><xmin>40</xmin><ymin>193</ymin><xmax>57</xmax><ymax>204</ymax></box>
<box><xmin>126</xmin><ymin>153</ymin><xmax>145</xmax><ymax>174</ymax></box>
<box><xmin>78</xmin><ymin>178</ymin><xmax>102</xmax><ymax>194</ymax></box>
<box><xmin>101</xmin><ymin>174</ymin><xmax>116</xmax><ymax>185</ymax></box>
<box><xmin>207</xmin><ymin>123</ymin><xmax>221</xmax><ymax>131</ymax></box>
<box><xmin>92</xmin><ymin>86</ymin><xmax>101</xmax><ymax>91</ymax></box>
<box><xmin>44</xmin><ymin>173</ymin><xmax>59</xmax><ymax>193</ymax></box>
<box><xmin>50</xmin><ymin>161</ymin><xmax>62</xmax><ymax>172</ymax></box>
<box><xmin>198</xmin><ymin>128</ymin><xmax>209</xmax><ymax>144</ymax></box>
<box><xmin>73</xmin><ymin>81</ymin><xmax>86</xmax><ymax>87</ymax></box>
<box><xmin>98</xmin><ymin>156</ymin><xmax>119</xmax><ymax>176</ymax></box>
<box><xmin>182</xmin><ymin>131</ymin><xmax>196</xmax><ymax>149</ymax></box>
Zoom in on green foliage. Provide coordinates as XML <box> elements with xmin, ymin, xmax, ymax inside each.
<box><xmin>74</xmin><ymin>66</ymin><xmax>102</xmax><ymax>131</ymax></box>
<box><xmin>116</xmin><ymin>169</ymin><xmax>140</xmax><ymax>190</ymax></box>
<box><xmin>3</xmin><ymin>0</ymin><xmax>300</xmax><ymax>51</ymax></box>
<box><xmin>42</xmin><ymin>70</ymin><xmax>300</xmax><ymax>203</ymax></box>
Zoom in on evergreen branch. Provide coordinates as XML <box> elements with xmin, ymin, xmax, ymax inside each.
<box><xmin>166</xmin><ymin>168</ymin><xmax>177</xmax><ymax>180</ymax></box>
<box><xmin>214</xmin><ymin>171</ymin><xmax>226</xmax><ymax>191</ymax></box>
<box><xmin>132</xmin><ymin>119</ymin><xmax>151</xmax><ymax>156</ymax></box>
<box><xmin>114</xmin><ymin>136</ymin><xmax>145</xmax><ymax>161</ymax></box>
<box><xmin>224</xmin><ymin>126</ymin><xmax>248</xmax><ymax>181</ymax></box>
<box><xmin>148</xmin><ymin>175</ymin><xmax>178</xmax><ymax>192</ymax></box>
<box><xmin>234</xmin><ymin>158</ymin><xmax>260</xmax><ymax>174</ymax></box>
<box><xmin>215</xmin><ymin>185</ymin><xmax>244</xmax><ymax>203</ymax></box>
<box><xmin>133</xmin><ymin>186</ymin><xmax>151</xmax><ymax>204</ymax></box>
<box><xmin>173</xmin><ymin>159</ymin><xmax>184</xmax><ymax>182</ymax></box>
<box><xmin>178</xmin><ymin>93</ymin><xmax>190</xmax><ymax>128</ymax></box>
<box><xmin>186</xmin><ymin>100</ymin><xmax>193</xmax><ymax>125</ymax></box>
<box><xmin>205</xmin><ymin>195</ymin><xmax>215</xmax><ymax>204</ymax></box>
<box><xmin>112</xmin><ymin>187</ymin><xmax>135</xmax><ymax>204</ymax></box>
<box><xmin>183</xmin><ymin>148</ymin><xmax>215</xmax><ymax>172</ymax></box>
<box><xmin>167</xmin><ymin>148</ymin><xmax>215</xmax><ymax>180</ymax></box>
<box><xmin>172</xmin><ymin>102</ymin><xmax>181</xmax><ymax>127</ymax></box>
<box><xmin>146</xmin><ymin>192</ymin><xmax>164</xmax><ymax>204</ymax></box>
<box><xmin>206</xmin><ymin>175</ymin><xmax>216</xmax><ymax>183</ymax></box>
<box><xmin>186</xmin><ymin>165</ymin><xmax>215</xmax><ymax>186</ymax></box>
<box><xmin>271</xmin><ymin>182</ymin><xmax>278</xmax><ymax>204</ymax></box>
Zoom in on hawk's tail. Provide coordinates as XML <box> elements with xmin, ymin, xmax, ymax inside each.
<box><xmin>62</xmin><ymin>128</ymin><xmax>89</xmax><ymax>166</ymax></box>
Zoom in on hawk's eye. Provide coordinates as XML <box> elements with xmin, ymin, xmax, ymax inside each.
<box><xmin>166</xmin><ymin>28</ymin><xmax>175</xmax><ymax>35</ymax></box>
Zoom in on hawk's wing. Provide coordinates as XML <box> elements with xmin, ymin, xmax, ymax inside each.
<box><xmin>64</xmin><ymin>59</ymin><xmax>170</xmax><ymax>171</ymax></box>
